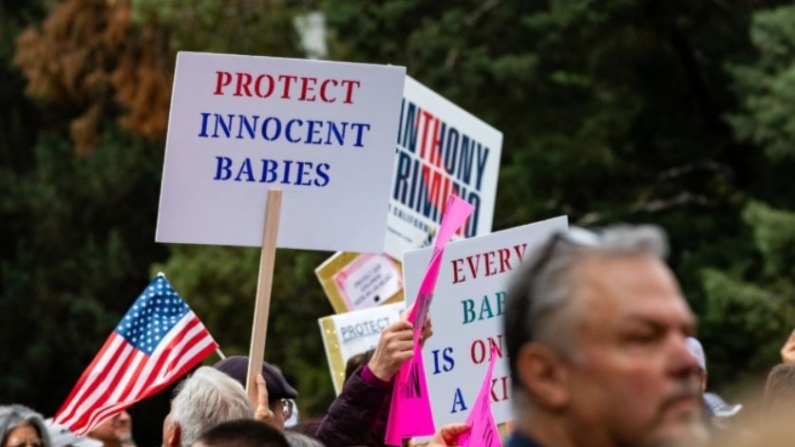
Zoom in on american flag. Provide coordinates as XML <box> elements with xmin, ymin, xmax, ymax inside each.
<box><xmin>54</xmin><ymin>275</ymin><xmax>218</xmax><ymax>436</ymax></box>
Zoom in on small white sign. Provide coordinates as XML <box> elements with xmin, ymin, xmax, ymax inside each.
<box><xmin>319</xmin><ymin>302</ymin><xmax>406</xmax><ymax>394</ymax></box>
<box><xmin>156</xmin><ymin>52</ymin><xmax>406</xmax><ymax>252</ymax></box>
<box><xmin>334</xmin><ymin>254</ymin><xmax>403</xmax><ymax>311</ymax></box>
<box><xmin>385</xmin><ymin>77</ymin><xmax>502</xmax><ymax>259</ymax></box>
<box><xmin>403</xmin><ymin>216</ymin><xmax>568</xmax><ymax>429</ymax></box>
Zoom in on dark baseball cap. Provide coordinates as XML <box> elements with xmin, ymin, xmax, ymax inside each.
<box><xmin>213</xmin><ymin>356</ymin><xmax>298</xmax><ymax>400</ymax></box>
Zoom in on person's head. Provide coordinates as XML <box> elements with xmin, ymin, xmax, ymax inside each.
<box><xmin>213</xmin><ymin>357</ymin><xmax>298</xmax><ymax>431</ymax></box>
<box><xmin>86</xmin><ymin>411</ymin><xmax>132</xmax><ymax>447</ymax></box>
<box><xmin>283</xmin><ymin>432</ymin><xmax>324</xmax><ymax>447</ymax></box>
<box><xmin>764</xmin><ymin>362</ymin><xmax>795</xmax><ymax>413</ymax></box>
<box><xmin>191</xmin><ymin>419</ymin><xmax>288</xmax><ymax>447</ymax></box>
<box><xmin>344</xmin><ymin>350</ymin><xmax>375</xmax><ymax>384</ymax></box>
<box><xmin>45</xmin><ymin>419</ymin><xmax>102</xmax><ymax>447</ymax></box>
<box><xmin>163</xmin><ymin>367</ymin><xmax>254</xmax><ymax>447</ymax></box>
<box><xmin>0</xmin><ymin>406</ymin><xmax>51</xmax><ymax>447</ymax></box>
<box><xmin>505</xmin><ymin>225</ymin><xmax>705</xmax><ymax>447</ymax></box>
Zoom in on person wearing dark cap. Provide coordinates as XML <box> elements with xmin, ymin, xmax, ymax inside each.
<box><xmin>214</xmin><ymin>356</ymin><xmax>298</xmax><ymax>432</ymax></box>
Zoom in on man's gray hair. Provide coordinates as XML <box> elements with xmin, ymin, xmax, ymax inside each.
<box><xmin>0</xmin><ymin>405</ymin><xmax>51</xmax><ymax>447</ymax></box>
<box><xmin>504</xmin><ymin>225</ymin><xmax>669</xmax><ymax>381</ymax></box>
<box><xmin>171</xmin><ymin>367</ymin><xmax>254</xmax><ymax>447</ymax></box>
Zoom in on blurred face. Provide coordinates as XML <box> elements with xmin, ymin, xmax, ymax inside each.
<box><xmin>88</xmin><ymin>411</ymin><xmax>132</xmax><ymax>447</ymax></box>
<box><xmin>267</xmin><ymin>399</ymin><xmax>292</xmax><ymax>432</ymax></box>
<box><xmin>565</xmin><ymin>255</ymin><xmax>704</xmax><ymax>447</ymax></box>
<box><xmin>3</xmin><ymin>425</ymin><xmax>42</xmax><ymax>447</ymax></box>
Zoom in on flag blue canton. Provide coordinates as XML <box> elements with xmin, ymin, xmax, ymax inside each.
<box><xmin>114</xmin><ymin>276</ymin><xmax>190</xmax><ymax>355</ymax></box>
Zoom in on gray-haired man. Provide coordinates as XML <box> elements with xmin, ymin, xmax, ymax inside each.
<box><xmin>162</xmin><ymin>367</ymin><xmax>254</xmax><ymax>447</ymax></box>
<box><xmin>504</xmin><ymin>226</ymin><xmax>706</xmax><ymax>447</ymax></box>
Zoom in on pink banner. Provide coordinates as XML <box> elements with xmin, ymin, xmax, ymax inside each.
<box><xmin>459</xmin><ymin>344</ymin><xmax>502</xmax><ymax>447</ymax></box>
<box><xmin>385</xmin><ymin>195</ymin><xmax>474</xmax><ymax>446</ymax></box>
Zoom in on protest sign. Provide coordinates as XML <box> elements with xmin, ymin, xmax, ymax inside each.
<box><xmin>385</xmin><ymin>195</ymin><xmax>474</xmax><ymax>446</ymax></box>
<box><xmin>318</xmin><ymin>302</ymin><xmax>406</xmax><ymax>394</ymax></box>
<box><xmin>316</xmin><ymin>252</ymin><xmax>404</xmax><ymax>313</ymax></box>
<box><xmin>386</xmin><ymin>76</ymin><xmax>502</xmax><ymax>259</ymax></box>
<box><xmin>402</xmin><ymin>216</ymin><xmax>568</xmax><ymax>431</ymax></box>
<box><xmin>156</xmin><ymin>51</ymin><xmax>406</xmax><ymax>253</ymax></box>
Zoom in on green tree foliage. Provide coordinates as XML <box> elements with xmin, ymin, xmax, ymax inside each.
<box><xmin>700</xmin><ymin>3</ymin><xmax>795</xmax><ymax>386</ymax></box>
<box><xmin>0</xmin><ymin>127</ymin><xmax>165</xmax><ymax>408</ymax></box>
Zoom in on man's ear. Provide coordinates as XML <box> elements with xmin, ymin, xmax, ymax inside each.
<box><xmin>515</xmin><ymin>343</ymin><xmax>572</xmax><ymax>410</ymax></box>
<box><xmin>167</xmin><ymin>422</ymin><xmax>182</xmax><ymax>447</ymax></box>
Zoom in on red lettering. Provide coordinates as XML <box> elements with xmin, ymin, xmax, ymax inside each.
<box><xmin>214</xmin><ymin>71</ymin><xmax>232</xmax><ymax>95</ymax></box>
<box><xmin>514</xmin><ymin>243</ymin><xmax>529</xmax><ymax>262</ymax></box>
<box><xmin>490</xmin><ymin>376</ymin><xmax>510</xmax><ymax>402</ymax></box>
<box><xmin>471</xmin><ymin>339</ymin><xmax>486</xmax><ymax>364</ymax></box>
<box><xmin>487</xmin><ymin>335</ymin><xmax>504</xmax><ymax>358</ymax></box>
<box><xmin>466</xmin><ymin>254</ymin><xmax>481</xmax><ymax>280</ymax></box>
<box><xmin>452</xmin><ymin>259</ymin><xmax>466</xmax><ymax>284</ymax></box>
<box><xmin>484</xmin><ymin>251</ymin><xmax>497</xmax><ymax>276</ymax></box>
<box><xmin>234</xmin><ymin>72</ymin><xmax>253</xmax><ymax>97</ymax></box>
<box><xmin>279</xmin><ymin>75</ymin><xmax>298</xmax><ymax>99</ymax></box>
<box><xmin>340</xmin><ymin>79</ymin><xmax>361</xmax><ymax>103</ymax></box>
<box><xmin>320</xmin><ymin>79</ymin><xmax>338</xmax><ymax>102</ymax></box>
<box><xmin>300</xmin><ymin>76</ymin><xmax>318</xmax><ymax>101</ymax></box>
<box><xmin>419</xmin><ymin>110</ymin><xmax>435</xmax><ymax>161</ymax></box>
<box><xmin>254</xmin><ymin>74</ymin><xmax>275</xmax><ymax>98</ymax></box>
<box><xmin>498</xmin><ymin>248</ymin><xmax>511</xmax><ymax>273</ymax></box>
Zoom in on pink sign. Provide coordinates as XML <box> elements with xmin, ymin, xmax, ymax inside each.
<box><xmin>459</xmin><ymin>345</ymin><xmax>502</xmax><ymax>447</ymax></box>
<box><xmin>385</xmin><ymin>195</ymin><xmax>474</xmax><ymax>446</ymax></box>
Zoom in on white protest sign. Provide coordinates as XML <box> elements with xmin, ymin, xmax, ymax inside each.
<box><xmin>333</xmin><ymin>254</ymin><xmax>403</xmax><ymax>311</ymax></box>
<box><xmin>319</xmin><ymin>302</ymin><xmax>406</xmax><ymax>394</ymax></box>
<box><xmin>403</xmin><ymin>216</ymin><xmax>568</xmax><ymax>429</ymax></box>
<box><xmin>386</xmin><ymin>76</ymin><xmax>502</xmax><ymax>259</ymax></box>
<box><xmin>156</xmin><ymin>52</ymin><xmax>406</xmax><ymax>252</ymax></box>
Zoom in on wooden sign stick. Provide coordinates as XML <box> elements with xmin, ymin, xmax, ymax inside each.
<box><xmin>245</xmin><ymin>189</ymin><xmax>283</xmax><ymax>405</ymax></box>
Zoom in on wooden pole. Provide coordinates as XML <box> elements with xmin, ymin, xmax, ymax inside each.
<box><xmin>245</xmin><ymin>189</ymin><xmax>283</xmax><ymax>406</ymax></box>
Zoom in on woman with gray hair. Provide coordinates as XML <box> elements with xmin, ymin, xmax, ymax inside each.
<box><xmin>0</xmin><ymin>405</ymin><xmax>51</xmax><ymax>447</ymax></box>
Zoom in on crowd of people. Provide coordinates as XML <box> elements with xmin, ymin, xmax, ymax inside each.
<box><xmin>4</xmin><ymin>225</ymin><xmax>795</xmax><ymax>447</ymax></box>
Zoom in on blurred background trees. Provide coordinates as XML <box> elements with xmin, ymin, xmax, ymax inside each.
<box><xmin>2</xmin><ymin>0</ymin><xmax>795</xmax><ymax>444</ymax></box>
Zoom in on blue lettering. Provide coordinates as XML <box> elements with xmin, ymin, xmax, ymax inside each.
<box><xmin>236</xmin><ymin>114</ymin><xmax>260</xmax><ymax>139</ymax></box>
<box><xmin>281</xmin><ymin>160</ymin><xmax>293</xmax><ymax>184</ymax></box>
<box><xmin>286</xmin><ymin>119</ymin><xmax>303</xmax><ymax>143</ymax></box>
<box><xmin>198</xmin><ymin>112</ymin><xmax>211</xmax><ymax>137</ymax></box>
<box><xmin>305</xmin><ymin>120</ymin><xmax>323</xmax><ymax>144</ymax></box>
<box><xmin>261</xmin><ymin>117</ymin><xmax>282</xmax><ymax>141</ymax></box>
<box><xmin>325</xmin><ymin>121</ymin><xmax>347</xmax><ymax>146</ymax></box>
<box><xmin>314</xmin><ymin>163</ymin><xmax>330</xmax><ymax>187</ymax></box>
<box><xmin>393</xmin><ymin>150</ymin><xmax>411</xmax><ymax>203</ymax></box>
<box><xmin>443</xmin><ymin>126</ymin><xmax>459</xmax><ymax>175</ymax></box>
<box><xmin>296</xmin><ymin>161</ymin><xmax>313</xmax><ymax>186</ymax></box>
<box><xmin>213</xmin><ymin>113</ymin><xmax>234</xmax><ymax>138</ymax></box>
<box><xmin>350</xmin><ymin>123</ymin><xmax>371</xmax><ymax>148</ymax></box>
<box><xmin>214</xmin><ymin>156</ymin><xmax>233</xmax><ymax>180</ymax></box>
<box><xmin>234</xmin><ymin>158</ymin><xmax>255</xmax><ymax>182</ymax></box>
<box><xmin>259</xmin><ymin>159</ymin><xmax>279</xmax><ymax>183</ymax></box>
<box><xmin>451</xmin><ymin>388</ymin><xmax>468</xmax><ymax>414</ymax></box>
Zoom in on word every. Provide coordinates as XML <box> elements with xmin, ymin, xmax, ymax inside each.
<box><xmin>451</xmin><ymin>243</ymin><xmax>529</xmax><ymax>284</ymax></box>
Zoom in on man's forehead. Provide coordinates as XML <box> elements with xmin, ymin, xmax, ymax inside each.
<box><xmin>576</xmin><ymin>253</ymin><xmax>692</xmax><ymax>322</ymax></box>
